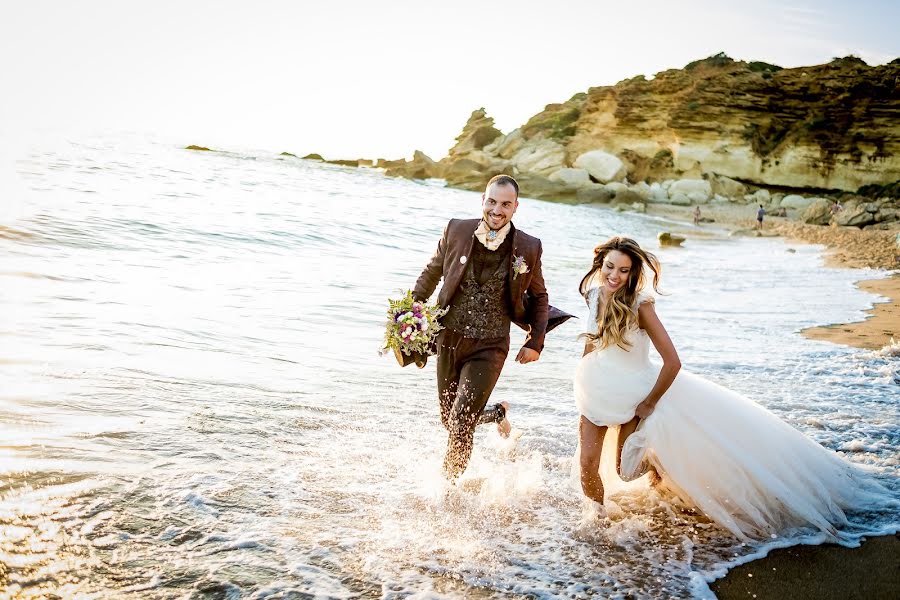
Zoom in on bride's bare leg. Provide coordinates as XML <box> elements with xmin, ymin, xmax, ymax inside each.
<box><xmin>579</xmin><ymin>416</ymin><xmax>606</xmax><ymax>503</ymax></box>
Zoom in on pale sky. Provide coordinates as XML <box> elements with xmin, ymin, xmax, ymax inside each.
<box><xmin>1</xmin><ymin>0</ymin><xmax>897</xmax><ymax>160</ymax></box>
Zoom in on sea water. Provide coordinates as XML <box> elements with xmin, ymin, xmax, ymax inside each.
<box><xmin>1</xmin><ymin>136</ymin><xmax>897</xmax><ymax>598</ymax></box>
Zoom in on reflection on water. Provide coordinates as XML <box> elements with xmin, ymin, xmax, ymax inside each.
<box><xmin>0</xmin><ymin>137</ymin><xmax>897</xmax><ymax>597</ymax></box>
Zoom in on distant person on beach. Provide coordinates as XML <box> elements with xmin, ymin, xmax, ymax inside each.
<box><xmin>830</xmin><ymin>200</ymin><xmax>843</xmax><ymax>226</ymax></box>
<box><xmin>411</xmin><ymin>174</ymin><xmax>571</xmax><ymax>480</ymax></box>
<box><xmin>756</xmin><ymin>204</ymin><xmax>765</xmax><ymax>230</ymax></box>
<box><xmin>692</xmin><ymin>206</ymin><xmax>701</xmax><ymax>225</ymax></box>
<box><xmin>573</xmin><ymin>236</ymin><xmax>897</xmax><ymax>539</ymax></box>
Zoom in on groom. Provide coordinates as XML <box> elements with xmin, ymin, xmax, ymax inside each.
<box><xmin>414</xmin><ymin>174</ymin><xmax>565</xmax><ymax>479</ymax></box>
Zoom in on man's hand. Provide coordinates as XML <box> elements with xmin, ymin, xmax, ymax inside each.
<box><xmin>515</xmin><ymin>347</ymin><xmax>540</xmax><ymax>364</ymax></box>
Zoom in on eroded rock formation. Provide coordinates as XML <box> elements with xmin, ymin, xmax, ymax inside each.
<box><xmin>388</xmin><ymin>54</ymin><xmax>900</xmax><ymax>227</ymax></box>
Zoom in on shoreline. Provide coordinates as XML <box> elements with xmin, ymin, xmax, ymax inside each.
<box><xmin>642</xmin><ymin>202</ymin><xmax>899</xmax><ymax>350</ymax></box>
<box><xmin>640</xmin><ymin>202</ymin><xmax>899</xmax><ymax>599</ymax></box>
<box><xmin>801</xmin><ymin>276</ymin><xmax>899</xmax><ymax>350</ymax></box>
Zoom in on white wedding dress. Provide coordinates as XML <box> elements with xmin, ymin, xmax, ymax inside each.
<box><xmin>574</xmin><ymin>287</ymin><xmax>896</xmax><ymax>540</ymax></box>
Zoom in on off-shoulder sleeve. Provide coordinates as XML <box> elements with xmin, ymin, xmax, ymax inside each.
<box><xmin>584</xmin><ymin>287</ymin><xmax>600</xmax><ymax>334</ymax></box>
<box><xmin>635</xmin><ymin>291</ymin><xmax>656</xmax><ymax>309</ymax></box>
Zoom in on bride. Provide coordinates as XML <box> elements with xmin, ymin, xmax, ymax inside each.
<box><xmin>574</xmin><ymin>236</ymin><xmax>895</xmax><ymax>540</ymax></box>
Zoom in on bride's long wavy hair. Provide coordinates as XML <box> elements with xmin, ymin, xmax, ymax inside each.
<box><xmin>579</xmin><ymin>236</ymin><xmax>661</xmax><ymax>350</ymax></box>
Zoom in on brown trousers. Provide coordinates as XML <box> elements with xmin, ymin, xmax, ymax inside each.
<box><xmin>436</xmin><ymin>329</ymin><xmax>509</xmax><ymax>479</ymax></box>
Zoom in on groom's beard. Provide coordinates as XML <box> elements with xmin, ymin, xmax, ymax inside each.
<box><xmin>483</xmin><ymin>217</ymin><xmax>511</xmax><ymax>231</ymax></box>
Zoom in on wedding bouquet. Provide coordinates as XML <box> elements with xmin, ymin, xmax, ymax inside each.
<box><xmin>380</xmin><ymin>290</ymin><xmax>447</xmax><ymax>368</ymax></box>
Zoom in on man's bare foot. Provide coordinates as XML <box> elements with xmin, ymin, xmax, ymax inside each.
<box><xmin>497</xmin><ymin>401</ymin><xmax>511</xmax><ymax>438</ymax></box>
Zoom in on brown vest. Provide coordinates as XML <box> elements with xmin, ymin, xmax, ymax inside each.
<box><xmin>442</xmin><ymin>235</ymin><xmax>512</xmax><ymax>338</ymax></box>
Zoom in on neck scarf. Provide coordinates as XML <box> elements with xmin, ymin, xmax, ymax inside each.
<box><xmin>474</xmin><ymin>220</ymin><xmax>511</xmax><ymax>251</ymax></box>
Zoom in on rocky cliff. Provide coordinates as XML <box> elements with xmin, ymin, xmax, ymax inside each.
<box><xmin>561</xmin><ymin>54</ymin><xmax>900</xmax><ymax>191</ymax></box>
<box><xmin>390</xmin><ymin>54</ymin><xmax>900</xmax><ymax>203</ymax></box>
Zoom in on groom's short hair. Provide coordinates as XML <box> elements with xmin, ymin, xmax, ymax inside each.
<box><xmin>487</xmin><ymin>174</ymin><xmax>519</xmax><ymax>198</ymax></box>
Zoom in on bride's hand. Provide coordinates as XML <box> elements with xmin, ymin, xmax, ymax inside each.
<box><xmin>635</xmin><ymin>399</ymin><xmax>656</xmax><ymax>419</ymax></box>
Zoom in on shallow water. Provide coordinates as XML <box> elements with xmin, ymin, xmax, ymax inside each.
<box><xmin>1</xmin><ymin>137</ymin><xmax>897</xmax><ymax>598</ymax></box>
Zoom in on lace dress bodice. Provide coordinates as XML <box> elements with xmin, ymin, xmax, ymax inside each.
<box><xmin>582</xmin><ymin>287</ymin><xmax>654</xmax><ymax>372</ymax></box>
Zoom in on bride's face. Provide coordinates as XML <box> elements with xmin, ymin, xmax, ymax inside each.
<box><xmin>600</xmin><ymin>250</ymin><xmax>632</xmax><ymax>292</ymax></box>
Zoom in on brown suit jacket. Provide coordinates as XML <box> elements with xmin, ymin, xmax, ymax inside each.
<box><xmin>413</xmin><ymin>218</ymin><xmax>552</xmax><ymax>352</ymax></box>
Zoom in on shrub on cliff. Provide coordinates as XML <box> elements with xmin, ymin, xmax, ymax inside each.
<box><xmin>748</xmin><ymin>61</ymin><xmax>782</xmax><ymax>73</ymax></box>
<box><xmin>523</xmin><ymin>105</ymin><xmax>581</xmax><ymax>140</ymax></box>
<box><xmin>685</xmin><ymin>52</ymin><xmax>734</xmax><ymax>71</ymax></box>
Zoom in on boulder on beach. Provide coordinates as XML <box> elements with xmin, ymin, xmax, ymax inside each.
<box><xmin>614</xmin><ymin>201</ymin><xmax>646</xmax><ymax>213</ymax></box>
<box><xmin>781</xmin><ymin>194</ymin><xmax>816</xmax><ymax>210</ymax></box>
<box><xmin>669</xmin><ymin>192</ymin><xmax>692</xmax><ymax>206</ymax></box>
<box><xmin>302</xmin><ymin>153</ymin><xmax>324</xmax><ymax>161</ymax></box>
<box><xmin>657</xmin><ymin>232</ymin><xmax>686</xmax><ymax>247</ymax></box>
<box><xmin>279</xmin><ymin>151</ymin><xmax>297</xmax><ymax>158</ymax></box>
<box><xmin>745</xmin><ymin>189</ymin><xmax>771</xmax><ymax>205</ymax></box>
<box><xmin>646</xmin><ymin>182</ymin><xmax>670</xmax><ymax>204</ymax></box>
<box><xmin>549</xmin><ymin>168</ymin><xmax>592</xmax><ymax>187</ymax></box>
<box><xmin>604</xmin><ymin>182</ymin><xmax>629</xmax><ymax>195</ymax></box>
<box><xmin>576</xmin><ymin>184</ymin><xmax>615</xmax><ymax>204</ymax></box>
<box><xmin>835</xmin><ymin>201</ymin><xmax>881</xmax><ymax>227</ymax></box>
<box><xmin>613</xmin><ymin>189</ymin><xmax>645</xmax><ymax>206</ymax></box>
<box><xmin>574</xmin><ymin>150</ymin><xmax>626</xmax><ymax>183</ymax></box>
<box><xmin>669</xmin><ymin>179</ymin><xmax>712</xmax><ymax>203</ymax></box>
<box><xmin>185</xmin><ymin>145</ymin><xmax>212</xmax><ymax>151</ymax></box>
<box><xmin>730</xmin><ymin>228</ymin><xmax>762</xmax><ymax>237</ymax></box>
<box><xmin>801</xmin><ymin>198</ymin><xmax>833</xmax><ymax>225</ymax></box>
<box><xmin>877</xmin><ymin>207</ymin><xmax>899</xmax><ymax>224</ymax></box>
<box><xmin>709</xmin><ymin>174</ymin><xmax>747</xmax><ymax>199</ymax></box>
<box><xmin>631</xmin><ymin>181</ymin><xmax>653</xmax><ymax>200</ymax></box>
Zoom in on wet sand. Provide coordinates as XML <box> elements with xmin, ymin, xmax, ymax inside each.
<box><xmin>710</xmin><ymin>534</ymin><xmax>900</xmax><ymax>600</ymax></box>
<box><xmin>802</xmin><ymin>276</ymin><xmax>899</xmax><ymax>350</ymax></box>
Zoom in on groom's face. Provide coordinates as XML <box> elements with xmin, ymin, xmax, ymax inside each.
<box><xmin>481</xmin><ymin>183</ymin><xmax>518</xmax><ymax>230</ymax></box>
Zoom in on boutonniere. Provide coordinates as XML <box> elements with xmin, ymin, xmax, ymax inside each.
<box><xmin>512</xmin><ymin>255</ymin><xmax>529</xmax><ymax>279</ymax></box>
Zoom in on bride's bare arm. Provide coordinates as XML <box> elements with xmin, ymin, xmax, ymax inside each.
<box><xmin>635</xmin><ymin>302</ymin><xmax>681</xmax><ymax>418</ymax></box>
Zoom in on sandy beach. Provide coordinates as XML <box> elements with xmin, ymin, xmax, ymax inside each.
<box><xmin>643</xmin><ymin>202</ymin><xmax>899</xmax><ymax>598</ymax></box>
<box><xmin>645</xmin><ymin>203</ymin><xmax>899</xmax><ymax>351</ymax></box>
<box><xmin>802</xmin><ymin>276</ymin><xmax>899</xmax><ymax>350</ymax></box>
<box><xmin>710</xmin><ymin>534</ymin><xmax>900</xmax><ymax>600</ymax></box>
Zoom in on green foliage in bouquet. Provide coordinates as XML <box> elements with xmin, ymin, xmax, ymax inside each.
<box><xmin>380</xmin><ymin>290</ymin><xmax>448</xmax><ymax>358</ymax></box>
